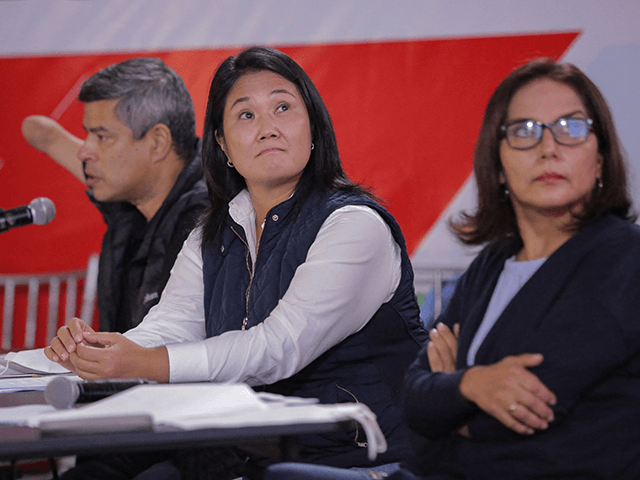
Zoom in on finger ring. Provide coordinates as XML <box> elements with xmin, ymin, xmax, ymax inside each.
<box><xmin>509</xmin><ymin>404</ymin><xmax>517</xmax><ymax>412</ymax></box>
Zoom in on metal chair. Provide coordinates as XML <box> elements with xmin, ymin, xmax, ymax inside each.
<box><xmin>413</xmin><ymin>262</ymin><xmax>469</xmax><ymax>320</ymax></box>
<box><xmin>0</xmin><ymin>254</ymin><xmax>99</xmax><ymax>351</ymax></box>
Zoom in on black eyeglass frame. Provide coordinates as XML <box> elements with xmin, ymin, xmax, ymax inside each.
<box><xmin>501</xmin><ymin>117</ymin><xmax>594</xmax><ymax>150</ymax></box>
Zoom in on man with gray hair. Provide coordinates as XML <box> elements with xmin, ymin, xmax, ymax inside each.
<box><xmin>23</xmin><ymin>57</ymin><xmax>209</xmax><ymax>334</ymax></box>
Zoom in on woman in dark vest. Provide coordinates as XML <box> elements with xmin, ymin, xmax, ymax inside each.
<box><xmin>46</xmin><ymin>46</ymin><xmax>427</xmax><ymax>479</ymax></box>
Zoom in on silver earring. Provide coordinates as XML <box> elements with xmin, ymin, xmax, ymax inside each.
<box><xmin>503</xmin><ymin>185</ymin><xmax>510</xmax><ymax>197</ymax></box>
<box><xmin>227</xmin><ymin>160</ymin><xmax>234</xmax><ymax>168</ymax></box>
<box><xmin>311</xmin><ymin>143</ymin><xmax>314</xmax><ymax>151</ymax></box>
<box><xmin>597</xmin><ymin>178</ymin><xmax>603</xmax><ymax>189</ymax></box>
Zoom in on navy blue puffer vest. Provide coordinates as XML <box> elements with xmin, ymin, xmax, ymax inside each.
<box><xmin>202</xmin><ymin>189</ymin><xmax>427</xmax><ymax>467</ymax></box>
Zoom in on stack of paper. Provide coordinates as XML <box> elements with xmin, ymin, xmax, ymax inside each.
<box><xmin>1</xmin><ymin>348</ymin><xmax>70</xmax><ymax>375</ymax></box>
<box><xmin>0</xmin><ymin>348</ymin><xmax>71</xmax><ymax>393</ymax></box>
<box><xmin>28</xmin><ymin>383</ymin><xmax>387</xmax><ymax>460</ymax></box>
<box><xmin>0</xmin><ymin>354</ymin><xmax>388</xmax><ymax>460</ymax></box>
<box><xmin>33</xmin><ymin>383</ymin><xmax>265</xmax><ymax>428</ymax></box>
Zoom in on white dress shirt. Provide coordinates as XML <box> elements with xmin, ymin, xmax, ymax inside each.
<box><xmin>125</xmin><ymin>190</ymin><xmax>401</xmax><ymax>385</ymax></box>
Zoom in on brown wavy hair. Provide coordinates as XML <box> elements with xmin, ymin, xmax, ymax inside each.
<box><xmin>451</xmin><ymin>58</ymin><xmax>634</xmax><ymax>246</ymax></box>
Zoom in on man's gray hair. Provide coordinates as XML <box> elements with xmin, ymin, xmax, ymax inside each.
<box><xmin>79</xmin><ymin>57</ymin><xmax>197</xmax><ymax>161</ymax></box>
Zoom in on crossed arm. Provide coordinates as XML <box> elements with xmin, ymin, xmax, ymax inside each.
<box><xmin>420</xmin><ymin>322</ymin><xmax>556</xmax><ymax>437</ymax></box>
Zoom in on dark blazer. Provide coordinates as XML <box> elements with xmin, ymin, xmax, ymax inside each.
<box><xmin>401</xmin><ymin>214</ymin><xmax>640</xmax><ymax>480</ymax></box>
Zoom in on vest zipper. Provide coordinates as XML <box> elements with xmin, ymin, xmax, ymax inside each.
<box><xmin>230</xmin><ymin>225</ymin><xmax>255</xmax><ymax>331</ymax></box>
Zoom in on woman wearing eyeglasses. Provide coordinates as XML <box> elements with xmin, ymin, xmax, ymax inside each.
<box><xmin>262</xmin><ymin>57</ymin><xmax>640</xmax><ymax>480</ymax></box>
<box><xmin>382</xmin><ymin>58</ymin><xmax>640</xmax><ymax>480</ymax></box>
<box><xmin>259</xmin><ymin>58</ymin><xmax>640</xmax><ymax>480</ymax></box>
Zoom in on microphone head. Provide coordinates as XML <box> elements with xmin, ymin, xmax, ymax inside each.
<box><xmin>29</xmin><ymin>197</ymin><xmax>56</xmax><ymax>225</ymax></box>
<box><xmin>45</xmin><ymin>376</ymin><xmax>79</xmax><ymax>409</ymax></box>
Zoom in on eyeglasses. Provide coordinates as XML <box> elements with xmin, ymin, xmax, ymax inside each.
<box><xmin>501</xmin><ymin>117</ymin><xmax>593</xmax><ymax>150</ymax></box>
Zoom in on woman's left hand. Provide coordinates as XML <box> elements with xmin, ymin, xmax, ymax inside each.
<box><xmin>459</xmin><ymin>353</ymin><xmax>556</xmax><ymax>435</ymax></box>
<box><xmin>67</xmin><ymin>331</ymin><xmax>170</xmax><ymax>383</ymax></box>
<box><xmin>427</xmin><ymin>323</ymin><xmax>460</xmax><ymax>373</ymax></box>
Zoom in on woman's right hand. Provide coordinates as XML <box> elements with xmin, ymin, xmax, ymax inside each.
<box><xmin>459</xmin><ymin>353</ymin><xmax>556</xmax><ymax>435</ymax></box>
<box><xmin>427</xmin><ymin>322</ymin><xmax>459</xmax><ymax>373</ymax></box>
<box><xmin>44</xmin><ymin>317</ymin><xmax>98</xmax><ymax>372</ymax></box>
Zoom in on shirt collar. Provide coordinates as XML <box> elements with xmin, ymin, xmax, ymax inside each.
<box><xmin>228</xmin><ymin>190</ymin><xmax>258</xmax><ymax>263</ymax></box>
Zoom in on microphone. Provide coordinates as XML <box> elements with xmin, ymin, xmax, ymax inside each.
<box><xmin>0</xmin><ymin>197</ymin><xmax>56</xmax><ymax>233</ymax></box>
<box><xmin>45</xmin><ymin>377</ymin><xmax>153</xmax><ymax>409</ymax></box>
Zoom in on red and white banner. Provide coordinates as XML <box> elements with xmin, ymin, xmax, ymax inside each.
<box><xmin>0</xmin><ymin>1</ymin><xmax>638</xmax><ymax>346</ymax></box>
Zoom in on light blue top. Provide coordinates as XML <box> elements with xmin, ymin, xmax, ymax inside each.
<box><xmin>466</xmin><ymin>255</ymin><xmax>547</xmax><ymax>366</ymax></box>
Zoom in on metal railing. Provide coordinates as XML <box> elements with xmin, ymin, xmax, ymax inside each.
<box><xmin>0</xmin><ymin>254</ymin><xmax>99</xmax><ymax>351</ymax></box>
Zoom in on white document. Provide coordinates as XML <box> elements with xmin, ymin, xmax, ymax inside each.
<box><xmin>1</xmin><ymin>349</ymin><xmax>70</xmax><ymax>375</ymax></box>
<box><xmin>0</xmin><ymin>374</ymin><xmax>67</xmax><ymax>394</ymax></box>
<box><xmin>29</xmin><ymin>383</ymin><xmax>387</xmax><ymax>460</ymax></box>
<box><xmin>0</xmin><ymin>350</ymin><xmax>73</xmax><ymax>393</ymax></box>
<box><xmin>175</xmin><ymin>399</ymin><xmax>387</xmax><ymax>461</ymax></box>
<box><xmin>31</xmin><ymin>383</ymin><xmax>266</xmax><ymax>427</ymax></box>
